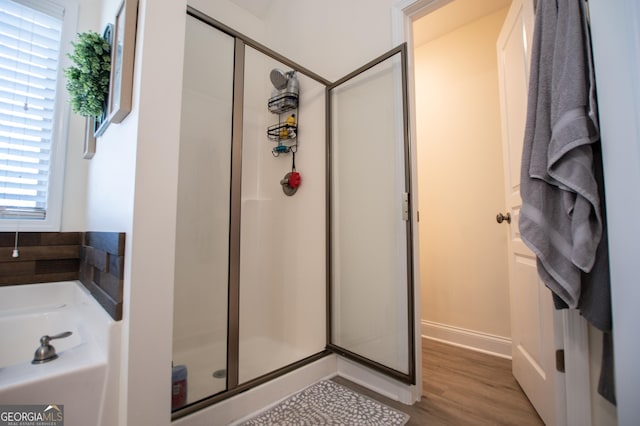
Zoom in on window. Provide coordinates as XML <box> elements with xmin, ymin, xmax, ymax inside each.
<box><xmin>0</xmin><ymin>0</ymin><xmax>76</xmax><ymax>230</ymax></box>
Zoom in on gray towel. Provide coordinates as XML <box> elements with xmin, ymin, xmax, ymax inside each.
<box><xmin>521</xmin><ymin>0</ymin><xmax>615</xmax><ymax>406</ymax></box>
<box><xmin>520</xmin><ymin>0</ymin><xmax>601</xmax><ymax>308</ymax></box>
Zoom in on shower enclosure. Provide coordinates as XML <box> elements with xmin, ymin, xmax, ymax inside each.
<box><xmin>172</xmin><ymin>8</ymin><xmax>414</xmax><ymax>418</ymax></box>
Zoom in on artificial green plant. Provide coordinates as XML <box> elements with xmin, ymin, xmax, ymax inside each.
<box><xmin>64</xmin><ymin>31</ymin><xmax>111</xmax><ymax>117</ymax></box>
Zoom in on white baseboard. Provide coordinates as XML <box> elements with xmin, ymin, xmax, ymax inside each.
<box><xmin>421</xmin><ymin>320</ymin><xmax>512</xmax><ymax>359</ymax></box>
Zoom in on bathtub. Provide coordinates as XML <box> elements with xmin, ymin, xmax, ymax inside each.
<box><xmin>0</xmin><ymin>281</ymin><xmax>120</xmax><ymax>426</ymax></box>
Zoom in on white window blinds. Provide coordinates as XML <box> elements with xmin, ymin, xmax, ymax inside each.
<box><xmin>0</xmin><ymin>0</ymin><xmax>63</xmax><ymax>220</ymax></box>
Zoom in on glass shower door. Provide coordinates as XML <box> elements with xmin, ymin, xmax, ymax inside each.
<box><xmin>327</xmin><ymin>45</ymin><xmax>415</xmax><ymax>384</ymax></box>
<box><xmin>173</xmin><ymin>10</ymin><xmax>330</xmax><ymax>415</ymax></box>
<box><xmin>172</xmin><ymin>16</ymin><xmax>235</xmax><ymax>408</ymax></box>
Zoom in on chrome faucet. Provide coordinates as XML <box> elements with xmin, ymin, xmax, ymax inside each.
<box><xmin>32</xmin><ymin>331</ymin><xmax>72</xmax><ymax>364</ymax></box>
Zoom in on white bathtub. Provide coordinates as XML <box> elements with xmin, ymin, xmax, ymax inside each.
<box><xmin>0</xmin><ymin>281</ymin><xmax>121</xmax><ymax>426</ymax></box>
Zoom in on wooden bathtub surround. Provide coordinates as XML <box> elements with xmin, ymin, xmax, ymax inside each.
<box><xmin>0</xmin><ymin>231</ymin><xmax>125</xmax><ymax>321</ymax></box>
<box><xmin>80</xmin><ymin>232</ymin><xmax>125</xmax><ymax>321</ymax></box>
<box><xmin>0</xmin><ymin>232</ymin><xmax>81</xmax><ymax>285</ymax></box>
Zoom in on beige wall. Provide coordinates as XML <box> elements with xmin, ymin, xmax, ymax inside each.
<box><xmin>415</xmin><ymin>8</ymin><xmax>511</xmax><ymax>340</ymax></box>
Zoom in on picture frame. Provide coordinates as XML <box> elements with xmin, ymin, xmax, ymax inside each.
<box><xmin>108</xmin><ymin>0</ymin><xmax>138</xmax><ymax>124</ymax></box>
<box><xmin>84</xmin><ymin>116</ymin><xmax>97</xmax><ymax>159</ymax></box>
<box><xmin>93</xmin><ymin>23</ymin><xmax>113</xmax><ymax>137</ymax></box>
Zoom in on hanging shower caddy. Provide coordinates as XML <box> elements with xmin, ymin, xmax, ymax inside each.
<box><xmin>267</xmin><ymin>69</ymin><xmax>298</xmax><ymax>156</ymax></box>
<box><xmin>268</xmin><ymin>69</ymin><xmax>301</xmax><ymax>196</ymax></box>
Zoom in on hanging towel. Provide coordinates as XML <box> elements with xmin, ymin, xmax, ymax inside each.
<box><xmin>520</xmin><ymin>0</ymin><xmax>602</xmax><ymax>309</ymax></box>
<box><xmin>551</xmin><ymin>138</ymin><xmax>615</xmax><ymax>405</ymax></box>
<box><xmin>521</xmin><ymin>0</ymin><xmax>615</xmax><ymax>405</ymax></box>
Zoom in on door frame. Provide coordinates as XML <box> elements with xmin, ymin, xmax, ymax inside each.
<box><xmin>392</xmin><ymin>0</ymin><xmax>592</xmax><ymax>424</ymax></box>
<box><xmin>588</xmin><ymin>1</ymin><xmax>640</xmax><ymax>423</ymax></box>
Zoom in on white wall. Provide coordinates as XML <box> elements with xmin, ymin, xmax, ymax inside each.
<box><xmin>187</xmin><ymin>0</ymin><xmax>267</xmax><ymax>46</ymax></box>
<box><xmin>263</xmin><ymin>0</ymin><xmax>398</xmax><ymax>82</ymax></box>
<box><xmin>86</xmin><ymin>0</ymin><xmax>137</xmax><ymax>233</ymax></box>
<box><xmin>59</xmin><ymin>0</ymin><xmax>104</xmax><ymax>231</ymax></box>
<box><xmin>414</xmin><ymin>9</ymin><xmax>511</xmax><ymax>341</ymax></box>
<box><xmin>589</xmin><ymin>1</ymin><xmax>640</xmax><ymax>424</ymax></box>
<box><xmin>187</xmin><ymin>0</ymin><xmax>398</xmax><ymax>83</ymax></box>
<box><xmin>85</xmin><ymin>0</ymin><xmax>186</xmax><ymax>424</ymax></box>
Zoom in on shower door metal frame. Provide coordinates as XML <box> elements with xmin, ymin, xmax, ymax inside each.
<box><xmin>175</xmin><ymin>7</ymin><xmax>333</xmax><ymax>420</ymax></box>
<box><xmin>325</xmin><ymin>43</ymin><xmax>416</xmax><ymax>386</ymax></box>
<box><xmin>174</xmin><ymin>7</ymin><xmax>415</xmax><ymax>420</ymax></box>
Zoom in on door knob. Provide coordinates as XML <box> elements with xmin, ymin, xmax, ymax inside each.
<box><xmin>496</xmin><ymin>212</ymin><xmax>511</xmax><ymax>224</ymax></box>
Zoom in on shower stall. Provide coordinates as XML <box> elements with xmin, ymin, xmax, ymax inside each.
<box><xmin>172</xmin><ymin>7</ymin><xmax>415</xmax><ymax>418</ymax></box>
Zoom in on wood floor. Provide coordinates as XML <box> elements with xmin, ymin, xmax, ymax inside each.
<box><xmin>334</xmin><ymin>338</ymin><xmax>544</xmax><ymax>425</ymax></box>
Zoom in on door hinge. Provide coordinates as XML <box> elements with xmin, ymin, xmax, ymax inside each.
<box><xmin>402</xmin><ymin>192</ymin><xmax>409</xmax><ymax>221</ymax></box>
<box><xmin>556</xmin><ymin>349</ymin><xmax>565</xmax><ymax>373</ymax></box>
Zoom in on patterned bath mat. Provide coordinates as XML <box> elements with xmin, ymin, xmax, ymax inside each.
<box><xmin>239</xmin><ymin>379</ymin><xmax>410</xmax><ymax>425</ymax></box>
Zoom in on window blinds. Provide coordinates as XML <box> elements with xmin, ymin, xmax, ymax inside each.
<box><xmin>0</xmin><ymin>0</ymin><xmax>63</xmax><ymax>220</ymax></box>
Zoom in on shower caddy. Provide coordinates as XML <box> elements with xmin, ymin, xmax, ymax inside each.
<box><xmin>267</xmin><ymin>69</ymin><xmax>301</xmax><ymax>195</ymax></box>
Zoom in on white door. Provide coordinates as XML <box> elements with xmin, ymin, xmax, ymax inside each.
<box><xmin>496</xmin><ymin>1</ymin><xmax>566</xmax><ymax>425</ymax></box>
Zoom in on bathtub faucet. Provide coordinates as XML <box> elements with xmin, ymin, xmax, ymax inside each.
<box><xmin>32</xmin><ymin>331</ymin><xmax>72</xmax><ymax>364</ymax></box>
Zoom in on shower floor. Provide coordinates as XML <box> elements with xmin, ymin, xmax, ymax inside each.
<box><xmin>173</xmin><ymin>339</ymin><xmax>227</xmax><ymax>406</ymax></box>
<box><xmin>173</xmin><ymin>336</ymin><xmax>316</xmax><ymax>407</ymax></box>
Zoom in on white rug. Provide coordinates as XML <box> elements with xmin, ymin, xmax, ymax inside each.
<box><xmin>239</xmin><ymin>379</ymin><xmax>410</xmax><ymax>425</ymax></box>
